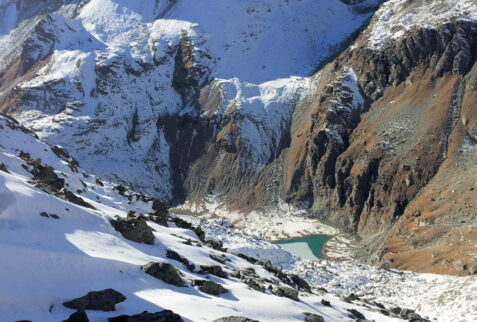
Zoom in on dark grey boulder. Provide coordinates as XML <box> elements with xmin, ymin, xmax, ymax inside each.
<box><xmin>142</xmin><ymin>262</ymin><xmax>186</xmax><ymax>287</ymax></box>
<box><xmin>246</xmin><ymin>278</ymin><xmax>265</xmax><ymax>293</ymax></box>
<box><xmin>210</xmin><ymin>253</ymin><xmax>228</xmax><ymax>264</ymax></box>
<box><xmin>151</xmin><ymin>200</ymin><xmax>169</xmax><ymax>227</ymax></box>
<box><xmin>147</xmin><ymin>213</ymin><xmax>169</xmax><ymax>227</ymax></box>
<box><xmin>63</xmin><ymin>310</ymin><xmax>89</xmax><ymax>322</ymax></box>
<box><xmin>304</xmin><ymin>312</ymin><xmax>324</xmax><ymax>322</ymax></box>
<box><xmin>192</xmin><ymin>280</ymin><xmax>228</xmax><ymax>296</ymax></box>
<box><xmin>205</xmin><ymin>239</ymin><xmax>227</xmax><ymax>252</ymax></box>
<box><xmin>108</xmin><ymin>309</ymin><xmax>183</xmax><ymax>322</ymax></box>
<box><xmin>407</xmin><ymin>312</ymin><xmax>424</xmax><ymax>321</ymax></box>
<box><xmin>400</xmin><ymin>308</ymin><xmax>415</xmax><ymax>318</ymax></box>
<box><xmin>347</xmin><ymin>308</ymin><xmax>365</xmax><ymax>320</ymax></box>
<box><xmin>271</xmin><ymin>286</ymin><xmax>299</xmax><ymax>301</ymax></box>
<box><xmin>320</xmin><ymin>299</ymin><xmax>331</xmax><ymax>307</ymax></box>
<box><xmin>0</xmin><ymin>162</ymin><xmax>9</xmax><ymax>173</ymax></box>
<box><xmin>291</xmin><ymin>274</ymin><xmax>311</xmax><ymax>292</ymax></box>
<box><xmin>263</xmin><ymin>261</ymin><xmax>291</xmax><ymax>285</ymax></box>
<box><xmin>236</xmin><ymin>253</ymin><xmax>258</xmax><ymax>264</ymax></box>
<box><xmin>110</xmin><ymin>215</ymin><xmax>155</xmax><ymax>244</ymax></box>
<box><xmin>199</xmin><ymin>265</ymin><xmax>228</xmax><ymax>278</ymax></box>
<box><xmin>56</xmin><ymin>188</ymin><xmax>95</xmax><ymax>209</ymax></box>
<box><xmin>170</xmin><ymin>217</ymin><xmax>192</xmax><ymax>229</ymax></box>
<box><xmin>391</xmin><ymin>307</ymin><xmax>402</xmax><ymax>315</ymax></box>
<box><xmin>212</xmin><ymin>316</ymin><xmax>259</xmax><ymax>322</ymax></box>
<box><xmin>63</xmin><ymin>288</ymin><xmax>126</xmax><ymax>311</ymax></box>
<box><xmin>166</xmin><ymin>250</ymin><xmax>196</xmax><ymax>272</ymax></box>
<box><xmin>27</xmin><ymin>158</ymin><xmax>65</xmax><ymax>191</ymax></box>
<box><xmin>380</xmin><ymin>309</ymin><xmax>390</xmax><ymax>316</ymax></box>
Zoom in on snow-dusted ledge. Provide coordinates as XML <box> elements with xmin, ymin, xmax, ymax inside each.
<box><xmin>174</xmin><ymin>197</ymin><xmax>339</xmax><ymax>241</ymax></box>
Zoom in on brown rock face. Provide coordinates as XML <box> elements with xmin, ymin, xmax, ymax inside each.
<box><xmin>274</xmin><ymin>20</ymin><xmax>477</xmax><ymax>274</ymax></box>
<box><xmin>179</xmin><ymin>20</ymin><xmax>477</xmax><ymax>275</ymax></box>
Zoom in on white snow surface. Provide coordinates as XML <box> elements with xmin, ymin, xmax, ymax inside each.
<box><xmin>367</xmin><ymin>0</ymin><xmax>477</xmax><ymax>48</ymax></box>
<box><xmin>0</xmin><ymin>114</ymin><xmax>406</xmax><ymax>322</ymax></box>
<box><xmin>177</xmin><ymin>195</ymin><xmax>339</xmax><ymax>241</ymax></box>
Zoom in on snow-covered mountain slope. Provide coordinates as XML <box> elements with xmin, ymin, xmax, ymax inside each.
<box><xmin>0</xmin><ymin>114</ymin><xmax>412</xmax><ymax>322</ymax></box>
<box><xmin>1</xmin><ymin>0</ymin><xmax>476</xmax><ymax>278</ymax></box>
<box><xmin>1</xmin><ymin>0</ymin><xmax>380</xmax><ymax>202</ymax></box>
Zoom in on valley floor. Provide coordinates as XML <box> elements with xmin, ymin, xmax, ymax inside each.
<box><xmin>192</xmin><ymin>216</ymin><xmax>477</xmax><ymax>322</ymax></box>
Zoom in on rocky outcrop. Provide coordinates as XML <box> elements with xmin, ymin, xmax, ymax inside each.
<box><xmin>108</xmin><ymin>310</ymin><xmax>184</xmax><ymax>322</ymax></box>
<box><xmin>199</xmin><ymin>265</ymin><xmax>228</xmax><ymax>278</ymax></box>
<box><xmin>191</xmin><ymin>279</ymin><xmax>228</xmax><ymax>296</ymax></box>
<box><xmin>303</xmin><ymin>313</ymin><xmax>325</xmax><ymax>322</ymax></box>
<box><xmin>280</xmin><ymin>20</ymin><xmax>477</xmax><ymax>273</ymax></box>
<box><xmin>63</xmin><ymin>288</ymin><xmax>126</xmax><ymax>312</ymax></box>
<box><xmin>110</xmin><ymin>215</ymin><xmax>155</xmax><ymax>245</ymax></box>
<box><xmin>213</xmin><ymin>317</ymin><xmax>258</xmax><ymax>322</ymax></box>
<box><xmin>271</xmin><ymin>286</ymin><xmax>299</xmax><ymax>301</ymax></box>
<box><xmin>63</xmin><ymin>310</ymin><xmax>89</xmax><ymax>322</ymax></box>
<box><xmin>141</xmin><ymin>262</ymin><xmax>186</xmax><ymax>287</ymax></box>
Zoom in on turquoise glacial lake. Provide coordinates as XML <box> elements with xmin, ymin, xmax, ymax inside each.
<box><xmin>272</xmin><ymin>235</ymin><xmax>330</xmax><ymax>260</ymax></box>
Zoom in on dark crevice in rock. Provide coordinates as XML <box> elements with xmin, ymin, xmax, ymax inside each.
<box><xmin>435</xmin><ymin>76</ymin><xmax>466</xmax><ymax>171</ymax></box>
<box><xmin>126</xmin><ymin>108</ymin><xmax>140</xmax><ymax>145</ymax></box>
<box><xmin>157</xmin><ymin>114</ymin><xmax>215</xmax><ymax>204</ymax></box>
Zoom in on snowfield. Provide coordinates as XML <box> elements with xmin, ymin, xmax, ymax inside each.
<box><xmin>0</xmin><ymin>115</ymin><xmax>405</xmax><ymax>322</ymax></box>
<box><xmin>1</xmin><ymin>114</ymin><xmax>476</xmax><ymax>322</ymax></box>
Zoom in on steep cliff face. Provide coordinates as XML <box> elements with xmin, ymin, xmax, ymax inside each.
<box><xmin>276</xmin><ymin>8</ymin><xmax>477</xmax><ymax>274</ymax></box>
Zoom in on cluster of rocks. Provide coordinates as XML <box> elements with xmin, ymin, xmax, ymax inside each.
<box><xmin>61</xmin><ymin>289</ymin><xmax>185</xmax><ymax>321</ymax></box>
<box><xmin>237</xmin><ymin>253</ymin><xmax>311</xmax><ymax>294</ymax></box>
<box><xmin>18</xmin><ymin>151</ymin><xmax>95</xmax><ymax>209</ymax></box>
<box><xmin>141</xmin><ymin>257</ymin><xmax>230</xmax><ymax>296</ymax></box>
<box><xmin>336</xmin><ymin>292</ymin><xmax>430</xmax><ymax>322</ymax></box>
<box><xmin>109</xmin><ymin>208</ymin><xmax>170</xmax><ymax>245</ymax></box>
<box><xmin>40</xmin><ymin>211</ymin><xmax>60</xmax><ymax>219</ymax></box>
<box><xmin>389</xmin><ymin>307</ymin><xmax>429</xmax><ymax>322</ymax></box>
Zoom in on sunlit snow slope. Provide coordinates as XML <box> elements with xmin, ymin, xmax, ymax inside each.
<box><xmin>0</xmin><ymin>114</ymin><xmax>405</xmax><ymax>322</ymax></box>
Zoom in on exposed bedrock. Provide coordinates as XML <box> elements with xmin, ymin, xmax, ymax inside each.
<box><xmin>275</xmin><ymin>21</ymin><xmax>477</xmax><ymax>274</ymax></box>
<box><xmin>176</xmin><ymin>20</ymin><xmax>477</xmax><ymax>274</ymax></box>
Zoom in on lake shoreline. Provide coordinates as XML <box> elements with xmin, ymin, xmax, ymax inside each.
<box><xmin>272</xmin><ymin>235</ymin><xmax>332</xmax><ymax>260</ymax></box>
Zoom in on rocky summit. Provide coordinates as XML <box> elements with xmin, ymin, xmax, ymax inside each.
<box><xmin>0</xmin><ymin>0</ymin><xmax>476</xmax><ymax>321</ymax></box>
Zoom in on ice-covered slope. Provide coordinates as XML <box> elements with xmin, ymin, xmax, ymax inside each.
<box><xmin>0</xmin><ymin>114</ymin><xmax>407</xmax><ymax>321</ymax></box>
<box><xmin>2</xmin><ymin>0</ymin><xmax>380</xmax><ymax>202</ymax></box>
